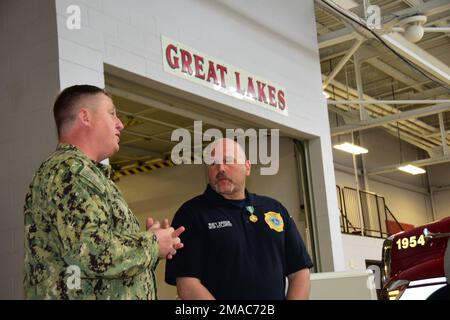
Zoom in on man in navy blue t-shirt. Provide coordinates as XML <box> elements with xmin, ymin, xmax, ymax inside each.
<box><xmin>165</xmin><ymin>138</ymin><xmax>313</xmax><ymax>299</ymax></box>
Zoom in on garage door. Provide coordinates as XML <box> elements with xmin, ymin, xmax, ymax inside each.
<box><xmin>105</xmin><ymin>68</ymin><xmax>314</xmax><ymax>299</ymax></box>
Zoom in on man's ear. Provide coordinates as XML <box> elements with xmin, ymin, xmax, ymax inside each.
<box><xmin>78</xmin><ymin>108</ymin><xmax>91</xmax><ymax>126</ymax></box>
<box><xmin>245</xmin><ymin>159</ymin><xmax>251</xmax><ymax>176</ymax></box>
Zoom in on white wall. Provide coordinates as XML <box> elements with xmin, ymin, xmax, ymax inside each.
<box><xmin>310</xmin><ymin>270</ymin><xmax>378</xmax><ymax>300</ymax></box>
<box><xmin>369</xmin><ymin>180</ymin><xmax>432</xmax><ymax>227</ymax></box>
<box><xmin>340</xmin><ymin>232</ymin><xmax>385</xmax><ymax>292</ymax></box>
<box><xmin>432</xmin><ymin>191</ymin><xmax>450</xmax><ymax>220</ymax></box>
<box><xmin>331</xmin><ymin>114</ymin><xmax>435</xmax><ymax>227</ymax></box>
<box><xmin>335</xmin><ymin>170</ymin><xmax>432</xmax><ymax>228</ymax></box>
<box><xmin>55</xmin><ymin>0</ymin><xmax>328</xmax><ymax>136</ymax></box>
<box><xmin>428</xmin><ymin>163</ymin><xmax>450</xmax><ymax>220</ymax></box>
<box><xmin>341</xmin><ymin>234</ymin><xmax>384</xmax><ymax>288</ymax></box>
<box><xmin>330</xmin><ymin>117</ymin><xmax>429</xmax><ymax>188</ymax></box>
<box><xmin>0</xmin><ymin>0</ymin><xmax>60</xmax><ymax>299</ymax></box>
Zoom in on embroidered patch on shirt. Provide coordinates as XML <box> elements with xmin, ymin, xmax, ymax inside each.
<box><xmin>208</xmin><ymin>220</ymin><xmax>233</xmax><ymax>230</ymax></box>
<box><xmin>264</xmin><ymin>211</ymin><xmax>284</xmax><ymax>232</ymax></box>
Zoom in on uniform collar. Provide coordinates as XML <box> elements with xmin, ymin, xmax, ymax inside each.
<box><xmin>57</xmin><ymin>143</ymin><xmax>80</xmax><ymax>153</ymax></box>
<box><xmin>56</xmin><ymin>143</ymin><xmax>112</xmax><ymax>178</ymax></box>
<box><xmin>203</xmin><ymin>184</ymin><xmax>259</xmax><ymax>208</ymax></box>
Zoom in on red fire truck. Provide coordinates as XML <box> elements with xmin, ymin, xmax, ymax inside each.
<box><xmin>381</xmin><ymin>216</ymin><xmax>450</xmax><ymax>300</ymax></box>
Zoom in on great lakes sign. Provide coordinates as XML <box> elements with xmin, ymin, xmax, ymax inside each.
<box><xmin>162</xmin><ymin>36</ymin><xmax>288</xmax><ymax>116</ymax></box>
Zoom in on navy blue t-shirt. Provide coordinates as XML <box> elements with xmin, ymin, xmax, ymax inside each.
<box><xmin>165</xmin><ymin>185</ymin><xmax>313</xmax><ymax>300</ymax></box>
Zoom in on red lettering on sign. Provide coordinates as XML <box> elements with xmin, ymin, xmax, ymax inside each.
<box><xmin>180</xmin><ymin>49</ymin><xmax>193</xmax><ymax>75</ymax></box>
<box><xmin>256</xmin><ymin>81</ymin><xmax>267</xmax><ymax>104</ymax></box>
<box><xmin>216</xmin><ymin>64</ymin><xmax>228</xmax><ymax>88</ymax></box>
<box><xmin>278</xmin><ymin>90</ymin><xmax>286</xmax><ymax>110</ymax></box>
<box><xmin>235</xmin><ymin>72</ymin><xmax>245</xmax><ymax>95</ymax></box>
<box><xmin>207</xmin><ymin>61</ymin><xmax>219</xmax><ymax>85</ymax></box>
<box><xmin>166</xmin><ymin>44</ymin><xmax>179</xmax><ymax>69</ymax></box>
<box><xmin>194</xmin><ymin>54</ymin><xmax>205</xmax><ymax>80</ymax></box>
<box><xmin>246</xmin><ymin>77</ymin><xmax>256</xmax><ymax>100</ymax></box>
<box><xmin>163</xmin><ymin>41</ymin><xmax>286</xmax><ymax>113</ymax></box>
<box><xmin>268</xmin><ymin>85</ymin><xmax>277</xmax><ymax>107</ymax></box>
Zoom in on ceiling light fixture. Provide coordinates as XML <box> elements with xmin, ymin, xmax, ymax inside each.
<box><xmin>398</xmin><ymin>164</ymin><xmax>426</xmax><ymax>175</ymax></box>
<box><xmin>333</xmin><ymin>142</ymin><xmax>368</xmax><ymax>155</ymax></box>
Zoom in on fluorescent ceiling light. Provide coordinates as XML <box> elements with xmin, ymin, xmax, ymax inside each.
<box><xmin>333</xmin><ymin>142</ymin><xmax>368</xmax><ymax>155</ymax></box>
<box><xmin>398</xmin><ymin>164</ymin><xmax>426</xmax><ymax>175</ymax></box>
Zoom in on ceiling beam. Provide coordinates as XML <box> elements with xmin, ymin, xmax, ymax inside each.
<box><xmin>366</xmin><ymin>58</ymin><xmax>425</xmax><ymax>91</ymax></box>
<box><xmin>322</xmin><ymin>41</ymin><xmax>386</xmax><ymax>62</ymax></box>
<box><xmin>318</xmin><ymin>0</ymin><xmax>450</xmax><ymax>91</ymax></box>
<box><xmin>322</xmin><ymin>39</ymin><xmax>364</xmax><ymax>89</ymax></box>
<box><xmin>425</xmin><ymin>129</ymin><xmax>450</xmax><ymax>138</ymax></box>
<box><xmin>331</xmin><ymin>103</ymin><xmax>450</xmax><ymax>136</ymax></box>
<box><xmin>321</xmin><ymin>45</ymin><xmax>431</xmax><ymax>99</ymax></box>
<box><xmin>318</xmin><ymin>26</ymin><xmax>357</xmax><ymax>49</ymax></box>
<box><xmin>334</xmin><ymin>162</ymin><xmax>429</xmax><ymax>194</ymax></box>
<box><xmin>326</xmin><ymin>78</ymin><xmax>445</xmax><ymax>152</ymax></box>
<box><xmin>328</xmin><ymin>99</ymin><xmax>450</xmax><ymax>105</ymax></box>
<box><xmin>107</xmin><ymin>86</ymin><xmax>240</xmax><ymax>130</ymax></box>
<box><xmin>120</xmin><ymin>125</ymin><xmax>195</xmax><ymax>147</ymax></box>
<box><xmin>392</xmin><ymin>86</ymin><xmax>450</xmax><ymax>100</ymax></box>
<box><xmin>118</xmin><ymin>109</ymin><xmax>184</xmax><ymax>131</ymax></box>
<box><xmin>401</xmin><ymin>0</ymin><xmax>424</xmax><ymax>7</ymax></box>
<box><xmin>122</xmin><ymin>129</ymin><xmax>175</xmax><ymax>145</ymax></box>
<box><xmin>368</xmin><ymin>154</ymin><xmax>450</xmax><ymax>175</ymax></box>
<box><xmin>380</xmin><ymin>32</ymin><xmax>450</xmax><ymax>86</ymax></box>
<box><xmin>316</xmin><ymin>21</ymin><xmax>331</xmax><ymax>36</ymax></box>
<box><xmin>382</xmin><ymin>0</ymin><xmax>450</xmax><ymax>29</ymax></box>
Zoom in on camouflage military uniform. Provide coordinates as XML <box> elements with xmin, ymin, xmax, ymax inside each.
<box><xmin>24</xmin><ymin>143</ymin><xmax>159</xmax><ymax>299</ymax></box>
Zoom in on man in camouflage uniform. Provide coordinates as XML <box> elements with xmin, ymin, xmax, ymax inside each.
<box><xmin>23</xmin><ymin>85</ymin><xmax>184</xmax><ymax>299</ymax></box>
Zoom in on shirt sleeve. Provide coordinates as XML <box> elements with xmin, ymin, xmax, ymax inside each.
<box><xmin>165</xmin><ymin>203</ymin><xmax>206</xmax><ymax>285</ymax></box>
<box><xmin>283</xmin><ymin>206</ymin><xmax>314</xmax><ymax>276</ymax></box>
<box><xmin>51</xmin><ymin>166</ymin><xmax>159</xmax><ymax>279</ymax></box>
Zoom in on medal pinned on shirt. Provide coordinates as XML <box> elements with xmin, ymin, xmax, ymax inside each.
<box><xmin>246</xmin><ymin>205</ymin><xmax>258</xmax><ymax>223</ymax></box>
